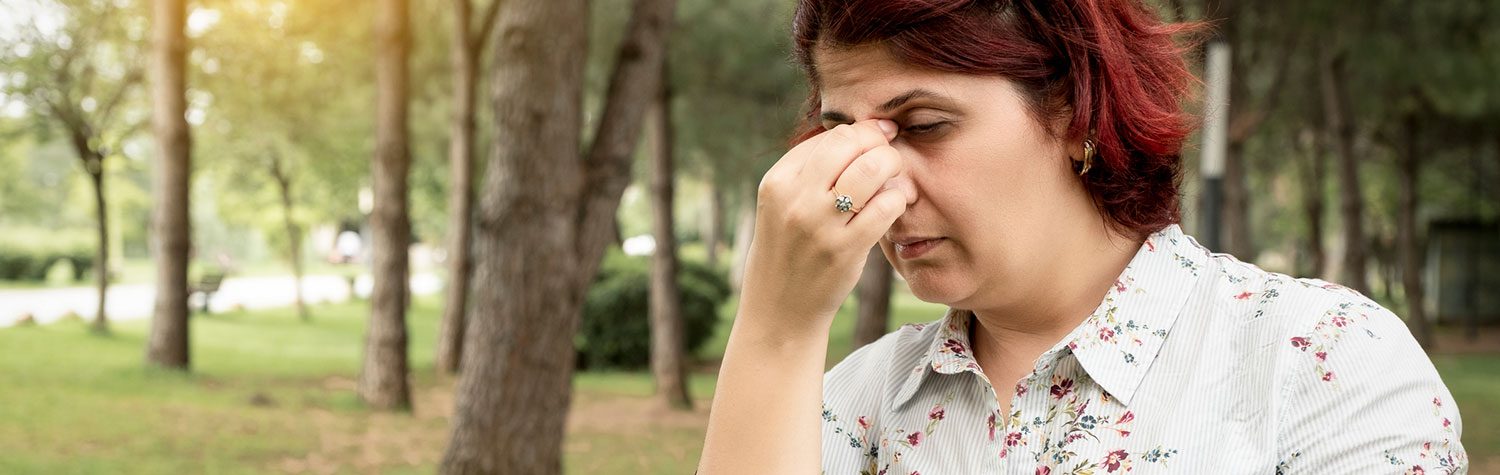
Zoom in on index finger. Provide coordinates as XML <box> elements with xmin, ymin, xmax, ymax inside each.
<box><xmin>797</xmin><ymin>119</ymin><xmax>898</xmax><ymax>188</ymax></box>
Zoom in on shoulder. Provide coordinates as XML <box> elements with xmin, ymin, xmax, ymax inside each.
<box><xmin>1201</xmin><ymin>253</ymin><xmax>1409</xmax><ymax>351</ymax></box>
<box><xmin>1202</xmin><ymin>256</ymin><xmax>1467</xmax><ymax>472</ymax></box>
<box><xmin>824</xmin><ymin>319</ymin><xmax>937</xmax><ymax>396</ymax></box>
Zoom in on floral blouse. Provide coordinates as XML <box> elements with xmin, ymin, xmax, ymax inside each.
<box><xmin>821</xmin><ymin>224</ymin><xmax>1467</xmax><ymax>474</ymax></box>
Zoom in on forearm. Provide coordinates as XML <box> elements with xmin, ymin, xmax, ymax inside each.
<box><xmin>697</xmin><ymin>300</ymin><xmax>831</xmax><ymax>474</ymax></box>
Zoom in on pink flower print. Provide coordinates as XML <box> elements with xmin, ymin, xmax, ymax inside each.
<box><xmin>1015</xmin><ymin>381</ymin><xmax>1029</xmax><ymax>398</ymax></box>
<box><xmin>1115</xmin><ymin>279</ymin><xmax>1127</xmax><ymax>293</ymax></box>
<box><xmin>1005</xmin><ymin>431</ymin><xmax>1022</xmax><ymax>446</ymax></box>
<box><xmin>1322</xmin><ymin>371</ymin><xmax>1336</xmax><ymax>382</ymax></box>
<box><xmin>1104</xmin><ymin>449</ymin><xmax>1128</xmax><ymax>472</ymax></box>
<box><xmin>907</xmin><ymin>431</ymin><xmax>922</xmax><ymax>446</ymax></box>
<box><xmin>1315</xmin><ymin>351</ymin><xmax>1327</xmax><ymax>361</ymax></box>
<box><xmin>1405</xmin><ymin>466</ymin><xmax>1426</xmax><ymax>475</ymax></box>
<box><xmin>987</xmin><ymin>413</ymin><xmax>997</xmax><ymax>441</ymax></box>
<box><xmin>1234</xmin><ymin>291</ymin><xmax>1254</xmax><ymax>300</ymax></box>
<box><xmin>1331</xmin><ymin>315</ymin><xmax>1349</xmax><ymax>327</ymax></box>
<box><xmin>1443</xmin><ymin>418</ymin><xmax>1452</xmax><ymax>428</ymax></box>
<box><xmin>1098</xmin><ymin>326</ymin><xmax>1116</xmax><ymax>342</ymax></box>
<box><xmin>1050</xmin><ymin>377</ymin><xmax>1075</xmax><ymax>399</ymax></box>
<box><xmin>1118</xmin><ymin>411</ymin><xmax>1135</xmax><ymax>424</ymax></box>
<box><xmin>929</xmin><ymin>405</ymin><xmax>945</xmax><ymax>421</ymax></box>
<box><xmin>1290</xmin><ymin>336</ymin><xmax>1311</xmax><ymax>350</ymax></box>
<box><xmin>943</xmin><ymin>339</ymin><xmax>966</xmax><ymax>355</ymax></box>
<box><xmin>1433</xmin><ymin>397</ymin><xmax>1443</xmax><ymax>408</ymax></box>
<box><xmin>1036</xmin><ymin>467</ymin><xmax>1052</xmax><ymax>475</ymax></box>
<box><xmin>1145</xmin><ymin>239</ymin><xmax>1156</xmax><ymax>252</ymax></box>
<box><xmin>857</xmin><ymin>416</ymin><xmax>870</xmax><ymax>430</ymax></box>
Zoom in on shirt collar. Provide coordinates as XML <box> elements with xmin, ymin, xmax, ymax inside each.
<box><xmin>892</xmin><ymin>224</ymin><xmax>1209</xmax><ymax>409</ymax></box>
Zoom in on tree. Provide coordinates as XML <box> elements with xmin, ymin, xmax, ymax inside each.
<box><xmin>359</xmin><ymin>0</ymin><xmax>414</xmax><ymax>411</ymax></box>
<box><xmin>193</xmin><ymin>0</ymin><xmax>375</xmax><ymax>314</ymax></box>
<box><xmin>0</xmin><ymin>0</ymin><xmax>144</xmax><ymax>335</ymax></box>
<box><xmin>435</xmin><ymin>0</ymin><xmax>503</xmax><ymax>376</ymax></box>
<box><xmin>440</xmin><ymin>0</ymin><xmax>676</xmax><ymax>470</ymax></box>
<box><xmin>647</xmin><ymin>59</ymin><xmax>690</xmax><ymax>410</ymax></box>
<box><xmin>852</xmin><ymin>245</ymin><xmax>893</xmax><ymax>350</ymax></box>
<box><xmin>144</xmin><ymin>0</ymin><xmax>193</xmax><ymax>369</ymax></box>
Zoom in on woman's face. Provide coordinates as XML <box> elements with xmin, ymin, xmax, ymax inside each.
<box><xmin>814</xmin><ymin>43</ymin><xmax>1100</xmax><ymax>311</ymax></box>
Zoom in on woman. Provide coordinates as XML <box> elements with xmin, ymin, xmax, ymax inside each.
<box><xmin>697</xmin><ymin>0</ymin><xmax>1467</xmax><ymax>473</ymax></box>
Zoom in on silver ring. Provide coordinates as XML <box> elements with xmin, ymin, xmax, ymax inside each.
<box><xmin>834</xmin><ymin>192</ymin><xmax>857</xmax><ymax>213</ymax></box>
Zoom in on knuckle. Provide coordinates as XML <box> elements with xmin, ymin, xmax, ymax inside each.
<box><xmin>853</xmin><ymin>155</ymin><xmax>883</xmax><ymax>181</ymax></box>
<box><xmin>867</xmin><ymin>194</ymin><xmax>903</xmax><ymax>221</ymax></box>
<box><xmin>827</xmin><ymin>124</ymin><xmax>856</xmax><ymax>141</ymax></box>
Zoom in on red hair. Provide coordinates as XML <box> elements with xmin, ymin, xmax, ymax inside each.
<box><xmin>791</xmin><ymin>0</ymin><xmax>1202</xmax><ymax>237</ymax></box>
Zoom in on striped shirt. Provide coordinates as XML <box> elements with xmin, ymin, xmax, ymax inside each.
<box><xmin>821</xmin><ymin>224</ymin><xmax>1467</xmax><ymax>474</ymax></box>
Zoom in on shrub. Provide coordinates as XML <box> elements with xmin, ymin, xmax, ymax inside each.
<box><xmin>0</xmin><ymin>229</ymin><xmax>94</xmax><ymax>282</ymax></box>
<box><xmin>576</xmin><ymin>250</ymin><xmax>731</xmax><ymax>370</ymax></box>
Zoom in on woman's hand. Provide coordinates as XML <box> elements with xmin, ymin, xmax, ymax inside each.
<box><xmin>698</xmin><ymin>118</ymin><xmax>914</xmax><ymax>475</ymax></box>
<box><xmin>739</xmin><ymin>118</ymin><xmax>917</xmax><ymax>337</ymax></box>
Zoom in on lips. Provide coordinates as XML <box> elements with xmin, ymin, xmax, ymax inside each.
<box><xmin>890</xmin><ymin>236</ymin><xmax>945</xmax><ymax>260</ymax></box>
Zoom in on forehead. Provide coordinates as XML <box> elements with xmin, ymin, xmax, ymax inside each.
<box><xmin>813</xmin><ymin>43</ymin><xmax>1002</xmax><ymax>117</ymax></box>
<box><xmin>815</xmin><ymin>45</ymin><xmax>947</xmax><ymax>103</ymax></box>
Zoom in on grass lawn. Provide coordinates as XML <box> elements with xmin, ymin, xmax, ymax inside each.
<box><xmin>0</xmin><ymin>283</ymin><xmax>1495</xmax><ymax>473</ymax></box>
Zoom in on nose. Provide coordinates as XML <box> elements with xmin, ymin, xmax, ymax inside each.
<box><xmin>884</xmin><ymin>144</ymin><xmax>920</xmax><ymax>207</ymax></box>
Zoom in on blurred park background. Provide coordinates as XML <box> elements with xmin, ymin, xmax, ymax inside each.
<box><xmin>0</xmin><ymin>0</ymin><xmax>1497</xmax><ymax>473</ymax></box>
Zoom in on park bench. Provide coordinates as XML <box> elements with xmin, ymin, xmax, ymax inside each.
<box><xmin>189</xmin><ymin>272</ymin><xmax>226</xmax><ymax>314</ymax></box>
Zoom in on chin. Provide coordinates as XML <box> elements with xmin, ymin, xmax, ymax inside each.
<box><xmin>899</xmin><ymin>266</ymin><xmax>973</xmax><ymax>307</ymax></box>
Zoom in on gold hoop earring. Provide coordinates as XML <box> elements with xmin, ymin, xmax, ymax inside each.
<box><xmin>1077</xmin><ymin>139</ymin><xmax>1096</xmax><ymax>176</ymax></box>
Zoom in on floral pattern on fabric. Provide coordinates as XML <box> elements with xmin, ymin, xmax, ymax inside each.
<box><xmin>818</xmin><ymin>224</ymin><xmax>1467</xmax><ymax>474</ymax></box>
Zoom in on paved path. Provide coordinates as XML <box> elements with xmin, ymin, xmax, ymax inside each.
<box><xmin>0</xmin><ymin>273</ymin><xmax>442</xmax><ymax>327</ymax></box>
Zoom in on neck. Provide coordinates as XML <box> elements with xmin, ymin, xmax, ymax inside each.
<box><xmin>968</xmin><ymin>223</ymin><xmax>1143</xmax><ymax>371</ymax></box>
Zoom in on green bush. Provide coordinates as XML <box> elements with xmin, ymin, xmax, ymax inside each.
<box><xmin>0</xmin><ymin>229</ymin><xmax>95</xmax><ymax>282</ymax></box>
<box><xmin>577</xmin><ymin>250</ymin><xmax>731</xmax><ymax>370</ymax></box>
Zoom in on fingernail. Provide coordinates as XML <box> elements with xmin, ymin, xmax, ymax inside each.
<box><xmin>876</xmin><ymin>119</ymin><xmax>898</xmax><ymax>138</ymax></box>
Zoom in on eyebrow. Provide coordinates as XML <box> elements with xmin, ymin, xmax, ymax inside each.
<box><xmin>819</xmin><ymin>88</ymin><xmax>949</xmax><ymax>124</ymax></box>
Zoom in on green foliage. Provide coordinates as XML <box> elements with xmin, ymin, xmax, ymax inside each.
<box><xmin>0</xmin><ymin>228</ymin><xmax>94</xmax><ymax>281</ymax></box>
<box><xmin>577</xmin><ymin>251</ymin><xmax>731</xmax><ymax>370</ymax></box>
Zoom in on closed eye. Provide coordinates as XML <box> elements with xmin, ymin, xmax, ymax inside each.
<box><xmin>903</xmin><ymin>122</ymin><xmax>947</xmax><ymax>135</ymax></box>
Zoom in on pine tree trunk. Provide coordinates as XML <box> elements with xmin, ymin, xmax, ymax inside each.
<box><xmin>648</xmin><ymin>65</ymin><xmax>691</xmax><ymax>410</ymax></box>
<box><xmin>441</xmin><ymin>1</ymin><xmax>589</xmax><ymax>470</ymax></box>
<box><xmin>1297</xmin><ymin>128</ymin><xmax>1326</xmax><ymax>279</ymax></box>
<box><xmin>440</xmin><ymin>0</ymin><xmax>674</xmax><ymax>470</ymax></box>
<box><xmin>360</xmin><ymin>0</ymin><xmax>413</xmax><ymax>411</ymax></box>
<box><xmin>852</xmin><ymin>245</ymin><xmax>893</xmax><ymax>350</ymax></box>
<box><xmin>270</xmin><ymin>156</ymin><xmax>308</xmax><ymax>321</ymax></box>
<box><xmin>88</xmin><ymin>164</ymin><xmax>109</xmax><ymax>334</ymax></box>
<box><xmin>1319</xmin><ymin>50</ymin><xmax>1367</xmax><ymax>294</ymax></box>
<box><xmin>437</xmin><ymin>0</ymin><xmax>481</xmax><ymax>376</ymax></box>
<box><xmin>1398</xmin><ymin>112</ymin><xmax>1431</xmax><ymax>349</ymax></box>
<box><xmin>146</xmin><ymin>0</ymin><xmax>192</xmax><ymax>369</ymax></box>
<box><xmin>704</xmin><ymin>181</ymin><xmax>724</xmax><ymax>270</ymax></box>
<box><xmin>1222</xmin><ymin>141</ymin><xmax>1253</xmax><ymax>259</ymax></box>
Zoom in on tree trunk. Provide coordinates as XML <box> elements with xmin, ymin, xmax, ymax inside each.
<box><xmin>728</xmin><ymin>185</ymin><xmax>755</xmax><ymax>292</ymax></box>
<box><xmin>440</xmin><ymin>0</ymin><xmax>674</xmax><ymax>470</ymax></box>
<box><xmin>146</xmin><ymin>0</ymin><xmax>192</xmax><ymax>370</ymax></box>
<box><xmin>436</xmin><ymin>0</ymin><xmax>482</xmax><ymax>376</ymax></box>
<box><xmin>1221</xmin><ymin>140</ymin><xmax>1253</xmax><ymax>259</ymax></box>
<box><xmin>648</xmin><ymin>64</ymin><xmax>690</xmax><ymax>410</ymax></box>
<box><xmin>1319</xmin><ymin>50</ymin><xmax>1367</xmax><ymax>294</ymax></box>
<box><xmin>360</xmin><ymin>0</ymin><xmax>413</xmax><ymax>411</ymax></box>
<box><xmin>1297</xmin><ymin>128</ymin><xmax>1326</xmax><ymax>279</ymax></box>
<box><xmin>270</xmin><ymin>155</ymin><xmax>308</xmax><ymax>321</ymax></box>
<box><xmin>1397</xmin><ymin>111</ymin><xmax>1431</xmax><ymax>349</ymax></box>
<box><xmin>87</xmin><ymin>164</ymin><xmax>109</xmax><ymax>334</ymax></box>
<box><xmin>852</xmin><ymin>245</ymin><xmax>893</xmax><ymax>350</ymax></box>
<box><xmin>704</xmin><ymin>181</ymin><xmax>724</xmax><ymax>270</ymax></box>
